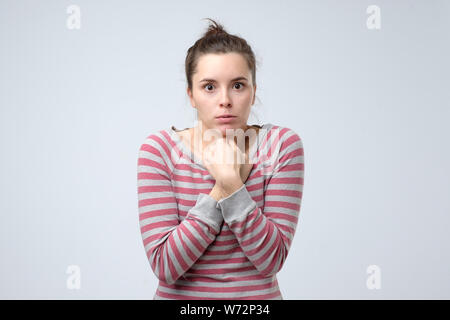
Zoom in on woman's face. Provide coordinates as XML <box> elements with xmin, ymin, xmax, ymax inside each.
<box><xmin>187</xmin><ymin>52</ymin><xmax>256</xmax><ymax>137</ymax></box>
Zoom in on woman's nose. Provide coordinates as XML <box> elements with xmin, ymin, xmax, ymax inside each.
<box><xmin>219</xmin><ymin>89</ymin><xmax>231</xmax><ymax>107</ymax></box>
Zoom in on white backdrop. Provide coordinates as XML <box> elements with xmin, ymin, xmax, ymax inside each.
<box><xmin>1</xmin><ymin>0</ymin><xmax>449</xmax><ymax>299</ymax></box>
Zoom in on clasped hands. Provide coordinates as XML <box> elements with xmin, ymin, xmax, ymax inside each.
<box><xmin>202</xmin><ymin>136</ymin><xmax>254</xmax><ymax>200</ymax></box>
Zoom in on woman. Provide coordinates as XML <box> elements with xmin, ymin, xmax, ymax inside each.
<box><xmin>137</xmin><ymin>18</ymin><xmax>305</xmax><ymax>300</ymax></box>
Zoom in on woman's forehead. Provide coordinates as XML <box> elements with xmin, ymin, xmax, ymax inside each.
<box><xmin>196</xmin><ymin>53</ymin><xmax>249</xmax><ymax>74</ymax></box>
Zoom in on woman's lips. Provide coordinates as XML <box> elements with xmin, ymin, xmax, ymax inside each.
<box><xmin>215</xmin><ymin>116</ymin><xmax>236</xmax><ymax>123</ymax></box>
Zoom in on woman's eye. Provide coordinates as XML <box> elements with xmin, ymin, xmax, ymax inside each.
<box><xmin>234</xmin><ymin>82</ymin><xmax>245</xmax><ymax>89</ymax></box>
<box><xmin>204</xmin><ymin>82</ymin><xmax>245</xmax><ymax>92</ymax></box>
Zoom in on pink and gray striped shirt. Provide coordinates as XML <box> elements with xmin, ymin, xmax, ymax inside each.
<box><xmin>137</xmin><ymin>123</ymin><xmax>305</xmax><ymax>299</ymax></box>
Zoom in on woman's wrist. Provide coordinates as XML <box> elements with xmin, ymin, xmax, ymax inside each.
<box><xmin>217</xmin><ymin>176</ymin><xmax>244</xmax><ymax>198</ymax></box>
<box><xmin>209</xmin><ymin>184</ymin><xmax>224</xmax><ymax>202</ymax></box>
<box><xmin>209</xmin><ymin>175</ymin><xmax>244</xmax><ymax>201</ymax></box>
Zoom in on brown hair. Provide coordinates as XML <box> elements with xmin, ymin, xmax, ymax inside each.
<box><xmin>185</xmin><ymin>18</ymin><xmax>258</xmax><ymax>93</ymax></box>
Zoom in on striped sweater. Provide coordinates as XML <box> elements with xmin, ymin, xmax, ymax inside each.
<box><xmin>137</xmin><ymin>123</ymin><xmax>305</xmax><ymax>300</ymax></box>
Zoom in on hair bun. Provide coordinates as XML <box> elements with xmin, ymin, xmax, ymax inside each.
<box><xmin>203</xmin><ymin>18</ymin><xmax>227</xmax><ymax>37</ymax></box>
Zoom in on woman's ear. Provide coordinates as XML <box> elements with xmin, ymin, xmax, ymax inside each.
<box><xmin>187</xmin><ymin>87</ymin><xmax>196</xmax><ymax>108</ymax></box>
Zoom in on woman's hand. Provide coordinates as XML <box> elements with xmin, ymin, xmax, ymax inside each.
<box><xmin>202</xmin><ymin>137</ymin><xmax>245</xmax><ymax>193</ymax></box>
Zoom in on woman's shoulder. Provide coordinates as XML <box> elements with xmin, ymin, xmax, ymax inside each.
<box><xmin>262</xmin><ymin>123</ymin><xmax>304</xmax><ymax>164</ymax></box>
<box><xmin>261</xmin><ymin>124</ymin><xmax>304</xmax><ymax>175</ymax></box>
<box><xmin>138</xmin><ymin>127</ymin><xmax>176</xmax><ymax>156</ymax></box>
<box><xmin>261</xmin><ymin>123</ymin><xmax>303</xmax><ymax>145</ymax></box>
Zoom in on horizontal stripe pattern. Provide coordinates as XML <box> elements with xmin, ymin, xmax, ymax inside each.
<box><xmin>137</xmin><ymin>123</ymin><xmax>304</xmax><ymax>299</ymax></box>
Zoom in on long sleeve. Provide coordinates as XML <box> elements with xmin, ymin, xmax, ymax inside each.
<box><xmin>215</xmin><ymin>129</ymin><xmax>304</xmax><ymax>277</ymax></box>
<box><xmin>137</xmin><ymin>133</ymin><xmax>223</xmax><ymax>285</ymax></box>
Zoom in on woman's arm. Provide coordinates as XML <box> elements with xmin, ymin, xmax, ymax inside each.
<box><xmin>137</xmin><ymin>133</ymin><xmax>223</xmax><ymax>285</ymax></box>
<box><xmin>215</xmin><ymin>128</ymin><xmax>305</xmax><ymax>277</ymax></box>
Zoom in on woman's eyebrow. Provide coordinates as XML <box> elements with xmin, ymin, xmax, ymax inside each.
<box><xmin>199</xmin><ymin>76</ymin><xmax>248</xmax><ymax>83</ymax></box>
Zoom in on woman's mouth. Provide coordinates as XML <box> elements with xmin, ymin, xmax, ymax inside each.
<box><xmin>215</xmin><ymin>115</ymin><xmax>236</xmax><ymax>123</ymax></box>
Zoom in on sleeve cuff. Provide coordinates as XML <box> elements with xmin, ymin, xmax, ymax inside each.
<box><xmin>216</xmin><ymin>184</ymin><xmax>257</xmax><ymax>224</ymax></box>
<box><xmin>187</xmin><ymin>193</ymin><xmax>224</xmax><ymax>233</ymax></box>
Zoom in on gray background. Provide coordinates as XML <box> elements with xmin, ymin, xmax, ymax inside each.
<box><xmin>1</xmin><ymin>0</ymin><xmax>449</xmax><ymax>299</ymax></box>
